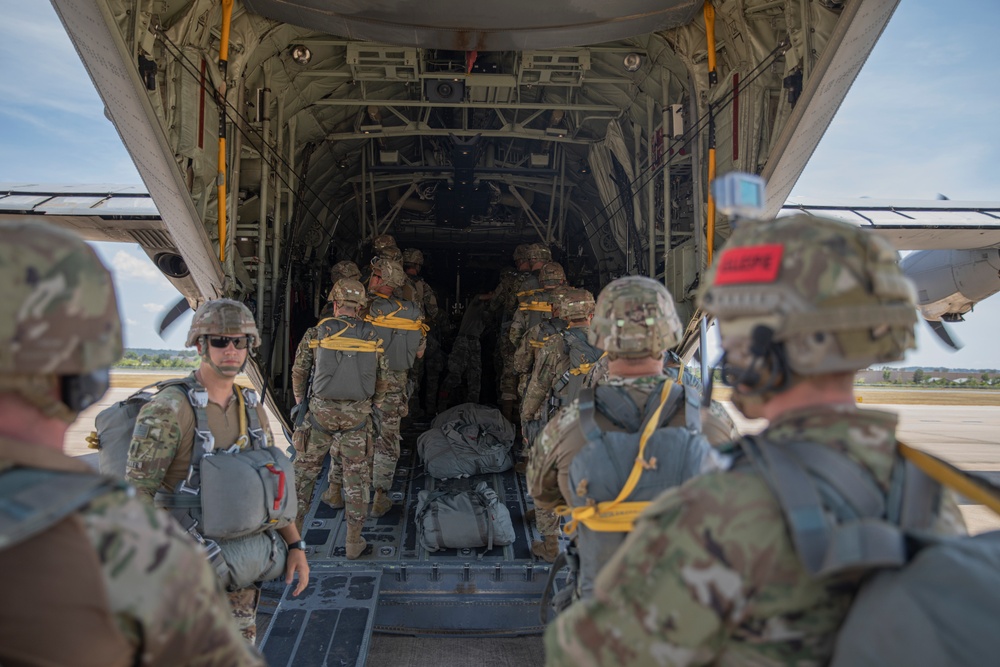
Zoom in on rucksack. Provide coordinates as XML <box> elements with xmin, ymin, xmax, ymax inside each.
<box><xmin>415</xmin><ymin>482</ymin><xmax>516</xmax><ymax>556</ymax></box>
<box><xmin>418</xmin><ymin>403</ymin><xmax>515</xmax><ymax>479</ymax></box>
<box><xmin>740</xmin><ymin>436</ymin><xmax>1000</xmax><ymax>667</ymax></box>
<box><xmin>88</xmin><ymin>378</ymin><xmax>195</xmax><ymax>477</ymax></box>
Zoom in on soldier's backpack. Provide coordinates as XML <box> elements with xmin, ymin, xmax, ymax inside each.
<box><xmin>417</xmin><ymin>403</ymin><xmax>515</xmax><ymax>479</ymax></box>
<box><xmin>549</xmin><ymin>328</ymin><xmax>605</xmax><ymax>411</ymax></box>
<box><xmin>740</xmin><ymin>436</ymin><xmax>1000</xmax><ymax>667</ymax></box>
<box><xmin>414</xmin><ymin>482</ymin><xmax>516</xmax><ymax>555</ymax></box>
<box><xmin>366</xmin><ymin>297</ymin><xmax>427</xmax><ymax>371</ymax></box>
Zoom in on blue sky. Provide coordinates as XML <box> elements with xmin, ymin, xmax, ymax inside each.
<box><xmin>2</xmin><ymin>0</ymin><xmax>999</xmax><ymax>367</ymax></box>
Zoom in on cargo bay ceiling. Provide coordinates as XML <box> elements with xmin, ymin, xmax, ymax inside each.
<box><xmin>58</xmin><ymin>0</ymin><xmax>897</xmax><ymax>334</ymax></box>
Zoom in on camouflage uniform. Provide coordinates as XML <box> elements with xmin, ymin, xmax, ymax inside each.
<box><xmin>290</xmin><ymin>323</ymin><xmax>388</xmax><ymax>530</ymax></box>
<box><xmin>495</xmin><ymin>244</ymin><xmax>550</xmax><ymax>409</ymax></box>
<box><xmin>545</xmin><ymin>216</ymin><xmax>960</xmax><ymax>665</ymax></box>
<box><xmin>125</xmin><ymin>300</ymin><xmax>291</xmax><ymax>642</ymax></box>
<box><xmin>0</xmin><ymin>222</ymin><xmax>261</xmax><ymax>666</ymax></box>
<box><xmin>364</xmin><ymin>259</ymin><xmax>427</xmax><ymax>515</ymax></box>
<box><xmin>442</xmin><ymin>297</ymin><xmax>489</xmax><ymax>406</ymax></box>
<box><xmin>403</xmin><ymin>248</ymin><xmax>444</xmax><ymax>415</ymax></box>
<box><xmin>527</xmin><ymin>276</ymin><xmax>735</xmax><ymax>586</ymax></box>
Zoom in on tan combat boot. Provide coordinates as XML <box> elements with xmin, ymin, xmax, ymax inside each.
<box><xmin>531</xmin><ymin>535</ymin><xmax>560</xmax><ymax>563</ymax></box>
<box><xmin>371</xmin><ymin>488</ymin><xmax>392</xmax><ymax>517</ymax></box>
<box><xmin>524</xmin><ymin>508</ymin><xmax>536</xmax><ymax>524</ymax></box>
<box><xmin>322</xmin><ymin>481</ymin><xmax>345</xmax><ymax>509</ymax></box>
<box><xmin>345</xmin><ymin>522</ymin><xmax>367</xmax><ymax>560</ymax></box>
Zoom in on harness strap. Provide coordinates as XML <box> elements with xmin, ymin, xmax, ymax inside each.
<box><xmin>516</xmin><ymin>288</ymin><xmax>544</xmax><ymax>298</ymax></box>
<box><xmin>899</xmin><ymin>441</ymin><xmax>1000</xmax><ymax>515</ymax></box>
<box><xmin>366</xmin><ymin>300</ymin><xmax>430</xmax><ymax>333</ymax></box>
<box><xmin>518</xmin><ymin>301</ymin><xmax>552</xmax><ymax>313</ymax></box>
<box><xmin>312</xmin><ymin>317</ymin><xmax>385</xmax><ymax>352</ymax></box>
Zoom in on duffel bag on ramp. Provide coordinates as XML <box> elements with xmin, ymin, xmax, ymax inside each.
<box><xmin>419</xmin><ymin>403</ymin><xmax>514</xmax><ymax>479</ymax></box>
<box><xmin>415</xmin><ymin>482</ymin><xmax>515</xmax><ymax>554</ymax></box>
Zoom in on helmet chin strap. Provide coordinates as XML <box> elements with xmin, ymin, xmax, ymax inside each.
<box><xmin>722</xmin><ymin>325</ymin><xmax>792</xmax><ymax>404</ymax></box>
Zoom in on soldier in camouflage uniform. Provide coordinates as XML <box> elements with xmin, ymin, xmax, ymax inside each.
<box><xmin>0</xmin><ymin>222</ymin><xmax>263</xmax><ymax>666</ymax></box>
<box><xmin>320</xmin><ymin>260</ymin><xmax>363</xmax><ymax>320</ymax></box>
<box><xmin>544</xmin><ymin>216</ymin><xmax>967</xmax><ymax>666</ymax></box>
<box><xmin>496</xmin><ymin>243</ymin><xmax>551</xmax><ymax>420</ymax></box>
<box><xmin>364</xmin><ymin>258</ymin><xmax>427</xmax><ymax>517</ymax></box>
<box><xmin>126</xmin><ymin>299</ymin><xmax>309</xmax><ymax>642</ymax></box>
<box><xmin>402</xmin><ymin>248</ymin><xmax>445</xmax><ymax>415</ymax></box>
<box><xmin>528</xmin><ymin>276</ymin><xmax>735</xmax><ymax>600</ymax></box>
<box><xmin>441</xmin><ymin>294</ymin><xmax>490</xmax><ymax>407</ymax></box>
<box><xmin>291</xmin><ymin>279</ymin><xmax>389</xmax><ymax>560</ymax></box>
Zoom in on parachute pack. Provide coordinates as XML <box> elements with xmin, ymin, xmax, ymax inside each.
<box><xmin>740</xmin><ymin>436</ymin><xmax>1000</xmax><ymax>667</ymax></box>
<box><xmin>88</xmin><ymin>376</ymin><xmax>295</xmax><ymax>590</ymax></box>
<box><xmin>417</xmin><ymin>403</ymin><xmax>515</xmax><ymax>479</ymax></box>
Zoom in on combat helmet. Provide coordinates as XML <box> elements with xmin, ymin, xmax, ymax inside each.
<box><xmin>330</xmin><ymin>260</ymin><xmax>361</xmax><ymax>284</ymax></box>
<box><xmin>372</xmin><ymin>234</ymin><xmax>397</xmax><ymax>253</ymax></box>
<box><xmin>328</xmin><ymin>278</ymin><xmax>367</xmax><ymax>307</ymax></box>
<box><xmin>525</xmin><ymin>243</ymin><xmax>552</xmax><ymax>263</ymax></box>
<box><xmin>381</xmin><ymin>246</ymin><xmax>403</xmax><ymax>262</ymax></box>
<box><xmin>0</xmin><ymin>221</ymin><xmax>122</xmax><ymax>418</ymax></box>
<box><xmin>538</xmin><ymin>262</ymin><xmax>566</xmax><ymax>288</ymax></box>
<box><xmin>186</xmin><ymin>299</ymin><xmax>260</xmax><ymax>348</ymax></box>
<box><xmin>589</xmin><ymin>276</ymin><xmax>683</xmax><ymax>358</ymax></box>
<box><xmin>513</xmin><ymin>244</ymin><xmax>531</xmax><ymax>263</ymax></box>
<box><xmin>699</xmin><ymin>214</ymin><xmax>917</xmax><ymax>377</ymax></box>
<box><xmin>554</xmin><ymin>288</ymin><xmax>596</xmax><ymax>322</ymax></box>
<box><xmin>371</xmin><ymin>257</ymin><xmax>407</xmax><ymax>289</ymax></box>
<box><xmin>402</xmin><ymin>248</ymin><xmax>424</xmax><ymax>266</ymax></box>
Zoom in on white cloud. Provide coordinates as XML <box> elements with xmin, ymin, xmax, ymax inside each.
<box><xmin>142</xmin><ymin>303</ymin><xmax>166</xmax><ymax>313</ymax></box>
<box><xmin>126</xmin><ymin>318</ymin><xmax>139</xmax><ymax>326</ymax></box>
<box><xmin>110</xmin><ymin>250</ymin><xmax>164</xmax><ymax>283</ymax></box>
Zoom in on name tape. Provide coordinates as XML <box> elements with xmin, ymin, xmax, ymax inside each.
<box><xmin>714</xmin><ymin>244</ymin><xmax>783</xmax><ymax>285</ymax></box>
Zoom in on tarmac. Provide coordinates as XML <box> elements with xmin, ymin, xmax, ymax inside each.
<box><xmin>63</xmin><ymin>372</ymin><xmax>1000</xmax><ymax>665</ymax></box>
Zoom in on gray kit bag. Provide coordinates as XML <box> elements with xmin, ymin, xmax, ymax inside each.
<box><xmin>415</xmin><ymin>482</ymin><xmax>516</xmax><ymax>554</ymax></box>
<box><xmin>91</xmin><ymin>379</ymin><xmax>193</xmax><ymax>477</ymax></box>
<box><xmin>218</xmin><ymin>530</ymin><xmax>289</xmax><ymax>591</ymax></box>
<box><xmin>418</xmin><ymin>403</ymin><xmax>515</xmax><ymax>479</ymax></box>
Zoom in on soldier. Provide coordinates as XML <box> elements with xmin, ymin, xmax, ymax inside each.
<box><xmin>497</xmin><ymin>243</ymin><xmax>551</xmax><ymax>419</ymax></box>
<box><xmin>402</xmin><ymin>248</ymin><xmax>444</xmax><ymax>414</ymax></box>
<box><xmin>291</xmin><ymin>279</ymin><xmax>388</xmax><ymax>560</ymax></box>
<box><xmin>440</xmin><ymin>294</ymin><xmax>490</xmax><ymax>407</ymax></box>
<box><xmin>320</xmin><ymin>260</ymin><xmax>363</xmax><ymax>319</ymax></box>
<box><xmin>543</xmin><ymin>216</ymin><xmax>968</xmax><ymax>666</ymax></box>
<box><xmin>0</xmin><ymin>222</ymin><xmax>263</xmax><ymax>665</ymax></box>
<box><xmin>364</xmin><ymin>258</ymin><xmax>427</xmax><ymax>516</ymax></box>
<box><xmin>528</xmin><ymin>276</ymin><xmax>734</xmax><ymax>603</ymax></box>
<box><xmin>126</xmin><ymin>299</ymin><xmax>309</xmax><ymax>643</ymax></box>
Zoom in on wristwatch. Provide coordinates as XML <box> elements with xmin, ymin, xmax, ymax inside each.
<box><xmin>287</xmin><ymin>540</ymin><xmax>307</xmax><ymax>551</ymax></box>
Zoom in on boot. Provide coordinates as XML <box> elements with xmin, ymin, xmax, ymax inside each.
<box><xmin>524</xmin><ymin>508</ymin><xmax>536</xmax><ymax>524</ymax></box>
<box><xmin>371</xmin><ymin>488</ymin><xmax>392</xmax><ymax>517</ymax></box>
<box><xmin>321</xmin><ymin>481</ymin><xmax>345</xmax><ymax>509</ymax></box>
<box><xmin>515</xmin><ymin>459</ymin><xmax>528</xmax><ymax>475</ymax></box>
<box><xmin>531</xmin><ymin>535</ymin><xmax>560</xmax><ymax>563</ymax></box>
<box><xmin>346</xmin><ymin>522</ymin><xmax>367</xmax><ymax>560</ymax></box>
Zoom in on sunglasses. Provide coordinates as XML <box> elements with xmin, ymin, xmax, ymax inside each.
<box><xmin>207</xmin><ymin>335</ymin><xmax>251</xmax><ymax>350</ymax></box>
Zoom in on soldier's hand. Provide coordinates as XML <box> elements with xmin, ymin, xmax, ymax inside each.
<box><xmin>286</xmin><ymin>549</ymin><xmax>310</xmax><ymax>596</ymax></box>
<box><xmin>416</xmin><ymin>349</ymin><xmax>425</xmax><ymax>358</ymax></box>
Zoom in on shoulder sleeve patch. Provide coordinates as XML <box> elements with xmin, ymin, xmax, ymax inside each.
<box><xmin>714</xmin><ymin>244</ymin><xmax>783</xmax><ymax>285</ymax></box>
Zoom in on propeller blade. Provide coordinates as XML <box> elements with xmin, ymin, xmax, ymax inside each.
<box><xmin>926</xmin><ymin>319</ymin><xmax>963</xmax><ymax>351</ymax></box>
<box><xmin>157</xmin><ymin>297</ymin><xmax>191</xmax><ymax>337</ymax></box>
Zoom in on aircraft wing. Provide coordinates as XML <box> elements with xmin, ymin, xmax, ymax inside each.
<box><xmin>782</xmin><ymin>198</ymin><xmax>1000</xmax><ymax>250</ymax></box>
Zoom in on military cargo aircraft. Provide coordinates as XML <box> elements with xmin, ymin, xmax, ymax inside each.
<box><xmin>6</xmin><ymin>0</ymin><xmax>1000</xmax><ymax>662</ymax></box>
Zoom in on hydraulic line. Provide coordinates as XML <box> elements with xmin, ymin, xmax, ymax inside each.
<box><xmin>216</xmin><ymin>0</ymin><xmax>234</xmax><ymax>264</ymax></box>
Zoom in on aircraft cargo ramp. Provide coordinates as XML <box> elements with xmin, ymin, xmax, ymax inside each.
<box><xmin>257</xmin><ymin>416</ymin><xmax>559</xmax><ymax>666</ymax></box>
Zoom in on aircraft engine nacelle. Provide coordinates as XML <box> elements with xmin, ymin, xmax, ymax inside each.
<box><xmin>901</xmin><ymin>248</ymin><xmax>1000</xmax><ymax>322</ymax></box>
